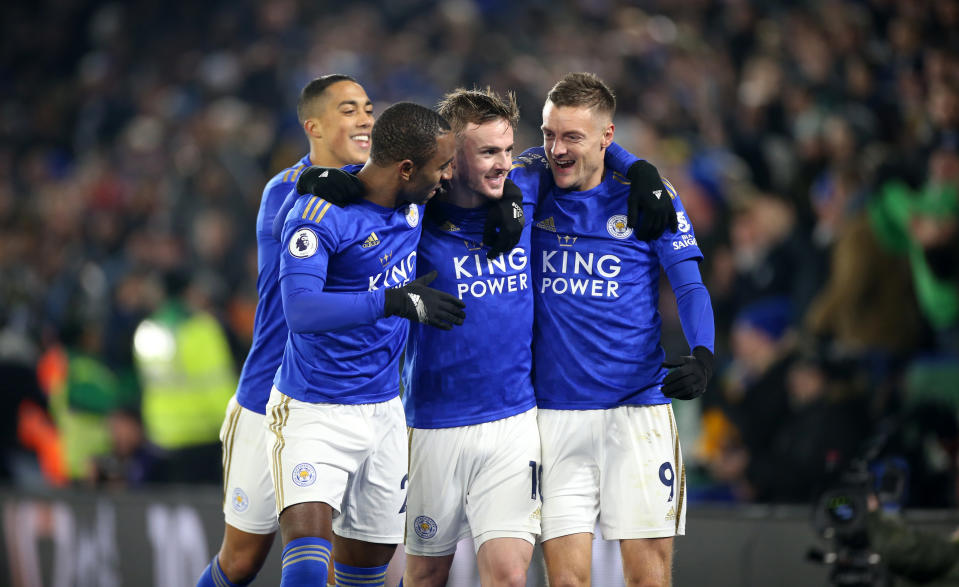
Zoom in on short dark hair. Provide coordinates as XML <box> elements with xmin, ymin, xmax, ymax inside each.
<box><xmin>546</xmin><ymin>72</ymin><xmax>616</xmax><ymax>118</ymax></box>
<box><xmin>436</xmin><ymin>87</ymin><xmax>520</xmax><ymax>137</ymax></box>
<box><xmin>297</xmin><ymin>74</ymin><xmax>357</xmax><ymax>123</ymax></box>
<box><xmin>370</xmin><ymin>102</ymin><xmax>451</xmax><ymax>167</ymax></box>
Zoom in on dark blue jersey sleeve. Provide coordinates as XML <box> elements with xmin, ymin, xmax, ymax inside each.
<box><xmin>272</xmin><ymin>189</ymin><xmax>298</xmax><ymax>241</ymax></box>
<box><xmin>665</xmin><ymin>258</ymin><xmax>715</xmax><ymax>352</ymax></box>
<box><xmin>281</xmin><ymin>272</ymin><xmax>385</xmax><ymax>333</ymax></box>
<box><xmin>604</xmin><ymin>141</ymin><xmax>640</xmax><ymax>173</ymax></box>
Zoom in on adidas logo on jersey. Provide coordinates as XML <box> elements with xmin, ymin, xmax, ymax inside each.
<box><xmin>536</xmin><ymin>217</ymin><xmax>556</xmax><ymax>232</ymax></box>
<box><xmin>557</xmin><ymin>234</ymin><xmax>578</xmax><ymax>247</ymax></box>
<box><xmin>440</xmin><ymin>221</ymin><xmax>460</xmax><ymax>232</ymax></box>
<box><xmin>665</xmin><ymin>506</ymin><xmax>677</xmax><ymax>521</ymax></box>
<box><xmin>362</xmin><ymin>232</ymin><xmax>381</xmax><ymax>248</ymax></box>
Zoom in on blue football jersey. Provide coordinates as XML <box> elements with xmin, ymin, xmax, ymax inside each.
<box><xmin>403</xmin><ymin>199</ymin><xmax>537</xmax><ymax>429</ymax></box>
<box><xmin>273</xmin><ymin>188</ymin><xmax>424</xmax><ymax>404</ymax></box>
<box><xmin>511</xmin><ymin>148</ymin><xmax>703</xmax><ymax>409</ymax></box>
<box><xmin>235</xmin><ymin>155</ymin><xmax>310</xmax><ymax>414</ymax></box>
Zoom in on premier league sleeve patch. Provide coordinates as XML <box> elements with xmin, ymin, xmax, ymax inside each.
<box><xmin>289</xmin><ymin>228</ymin><xmax>319</xmax><ymax>258</ymax></box>
<box><xmin>292</xmin><ymin>462</ymin><xmax>317</xmax><ymax>486</ymax></box>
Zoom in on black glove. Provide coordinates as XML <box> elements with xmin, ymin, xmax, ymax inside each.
<box><xmin>296</xmin><ymin>166</ymin><xmax>364</xmax><ymax>207</ymax></box>
<box><xmin>661</xmin><ymin>346</ymin><xmax>713</xmax><ymax>400</ymax></box>
<box><xmin>483</xmin><ymin>179</ymin><xmax>525</xmax><ymax>259</ymax></box>
<box><xmin>384</xmin><ymin>271</ymin><xmax>466</xmax><ymax>330</ymax></box>
<box><xmin>626</xmin><ymin>160</ymin><xmax>678</xmax><ymax>241</ymax></box>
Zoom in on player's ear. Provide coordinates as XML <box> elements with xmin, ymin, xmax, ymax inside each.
<box><xmin>398</xmin><ymin>159</ymin><xmax>415</xmax><ymax>182</ymax></box>
<box><xmin>601</xmin><ymin>122</ymin><xmax>614</xmax><ymax>149</ymax></box>
<box><xmin>304</xmin><ymin>118</ymin><xmax>322</xmax><ymax>139</ymax></box>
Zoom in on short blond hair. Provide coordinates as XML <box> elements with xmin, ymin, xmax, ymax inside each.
<box><xmin>546</xmin><ymin>72</ymin><xmax>616</xmax><ymax>118</ymax></box>
<box><xmin>436</xmin><ymin>87</ymin><xmax>520</xmax><ymax>137</ymax></box>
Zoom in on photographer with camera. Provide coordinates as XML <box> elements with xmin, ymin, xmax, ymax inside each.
<box><xmin>865</xmin><ymin>491</ymin><xmax>959</xmax><ymax>586</ymax></box>
<box><xmin>812</xmin><ymin>439</ymin><xmax>959</xmax><ymax>586</ymax></box>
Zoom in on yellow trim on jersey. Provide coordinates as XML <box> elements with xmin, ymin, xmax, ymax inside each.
<box><xmin>221</xmin><ymin>401</ymin><xmax>243</xmax><ymax>507</ymax></box>
<box><xmin>301</xmin><ymin>196</ymin><xmax>319</xmax><ymax>220</ymax></box>
<box><xmin>311</xmin><ymin>201</ymin><xmax>332</xmax><ymax>223</ymax></box>
<box><xmin>290</xmin><ymin>165</ymin><xmax>306</xmax><ymax>184</ymax></box>
<box><xmin>510</xmin><ymin>162</ymin><xmax>527</xmax><ymax>170</ymax></box>
<box><xmin>663</xmin><ymin>178</ymin><xmax>678</xmax><ymax>200</ymax></box>
<box><xmin>282</xmin><ymin>164</ymin><xmax>306</xmax><ymax>183</ymax></box>
<box><xmin>611</xmin><ymin>171</ymin><xmax>630</xmax><ymax>185</ymax></box>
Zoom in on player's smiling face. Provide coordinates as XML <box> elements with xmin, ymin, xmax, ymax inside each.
<box><xmin>541</xmin><ymin>101</ymin><xmax>614</xmax><ymax>192</ymax></box>
<box><xmin>313</xmin><ymin>80</ymin><xmax>374</xmax><ymax>166</ymax></box>
<box><xmin>452</xmin><ymin>118</ymin><xmax>514</xmax><ymax>201</ymax></box>
<box><xmin>403</xmin><ymin>132</ymin><xmax>455</xmax><ymax>206</ymax></box>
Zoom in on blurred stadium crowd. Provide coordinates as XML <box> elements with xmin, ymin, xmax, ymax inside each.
<box><xmin>1</xmin><ymin>0</ymin><xmax>958</xmax><ymax>507</ymax></box>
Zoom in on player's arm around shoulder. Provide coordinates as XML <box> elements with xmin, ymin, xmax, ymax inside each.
<box><xmin>648</xmin><ymin>178</ymin><xmax>701</xmax><ymax>260</ymax></box>
<box><xmin>509</xmin><ymin>146</ymin><xmax>551</xmax><ymax>209</ymax></box>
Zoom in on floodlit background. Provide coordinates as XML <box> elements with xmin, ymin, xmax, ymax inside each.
<box><xmin>1</xmin><ymin>0</ymin><xmax>958</xmax><ymax>585</ymax></box>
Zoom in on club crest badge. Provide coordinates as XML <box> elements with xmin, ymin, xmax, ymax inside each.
<box><xmin>413</xmin><ymin>515</ymin><xmax>437</xmax><ymax>539</ymax></box>
<box><xmin>406</xmin><ymin>204</ymin><xmax>419</xmax><ymax>228</ymax></box>
<box><xmin>232</xmin><ymin>488</ymin><xmax>249</xmax><ymax>513</ymax></box>
<box><xmin>292</xmin><ymin>463</ymin><xmax>316</xmax><ymax>487</ymax></box>
<box><xmin>606</xmin><ymin>214</ymin><xmax>633</xmax><ymax>239</ymax></box>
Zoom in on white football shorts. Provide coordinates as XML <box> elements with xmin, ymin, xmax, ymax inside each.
<box><xmin>538</xmin><ymin>404</ymin><xmax>686</xmax><ymax>542</ymax></box>
<box><xmin>405</xmin><ymin>407</ymin><xmax>542</xmax><ymax>556</ymax></box>
<box><xmin>220</xmin><ymin>394</ymin><xmax>279</xmax><ymax>534</ymax></box>
<box><xmin>265</xmin><ymin>387</ymin><xmax>407</xmax><ymax>544</ymax></box>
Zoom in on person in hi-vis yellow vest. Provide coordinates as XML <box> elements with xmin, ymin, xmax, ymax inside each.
<box><xmin>133</xmin><ymin>273</ymin><xmax>236</xmax><ymax>484</ymax></box>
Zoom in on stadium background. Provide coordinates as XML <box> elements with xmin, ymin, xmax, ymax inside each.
<box><xmin>1</xmin><ymin>0</ymin><xmax>958</xmax><ymax>585</ymax></box>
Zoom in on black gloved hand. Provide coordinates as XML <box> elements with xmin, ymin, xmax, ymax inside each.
<box><xmin>296</xmin><ymin>166</ymin><xmax>365</xmax><ymax>207</ymax></box>
<box><xmin>626</xmin><ymin>160</ymin><xmax>678</xmax><ymax>241</ymax></box>
<box><xmin>384</xmin><ymin>271</ymin><xmax>466</xmax><ymax>330</ymax></box>
<box><xmin>661</xmin><ymin>346</ymin><xmax>713</xmax><ymax>400</ymax></box>
<box><xmin>483</xmin><ymin>178</ymin><xmax>525</xmax><ymax>259</ymax></box>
